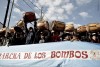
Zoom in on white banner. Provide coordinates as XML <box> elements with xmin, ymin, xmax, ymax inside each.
<box><xmin>0</xmin><ymin>50</ymin><xmax>100</xmax><ymax>60</ymax></box>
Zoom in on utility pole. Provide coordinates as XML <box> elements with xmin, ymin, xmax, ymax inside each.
<box><xmin>98</xmin><ymin>0</ymin><xmax>100</xmax><ymax>11</ymax></box>
<box><xmin>3</xmin><ymin>0</ymin><xmax>10</xmax><ymax>28</ymax></box>
<box><xmin>40</xmin><ymin>7</ymin><xmax>43</xmax><ymax>20</ymax></box>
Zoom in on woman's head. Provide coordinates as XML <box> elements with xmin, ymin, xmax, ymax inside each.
<box><xmin>29</xmin><ymin>27</ymin><xmax>33</xmax><ymax>32</ymax></box>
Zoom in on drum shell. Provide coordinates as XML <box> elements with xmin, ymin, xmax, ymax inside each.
<box><xmin>77</xmin><ymin>26</ymin><xmax>87</xmax><ymax>33</ymax></box>
<box><xmin>51</xmin><ymin>21</ymin><xmax>65</xmax><ymax>31</ymax></box>
<box><xmin>9</xmin><ymin>27</ymin><xmax>15</xmax><ymax>33</ymax></box>
<box><xmin>37</xmin><ymin>20</ymin><xmax>49</xmax><ymax>30</ymax></box>
<box><xmin>0</xmin><ymin>28</ymin><xmax>6</xmax><ymax>34</ymax></box>
<box><xmin>86</xmin><ymin>23</ymin><xmax>100</xmax><ymax>32</ymax></box>
<box><xmin>65</xmin><ymin>24</ymin><xmax>74</xmax><ymax>32</ymax></box>
<box><xmin>97</xmin><ymin>23</ymin><xmax>100</xmax><ymax>30</ymax></box>
<box><xmin>23</xmin><ymin>12</ymin><xmax>36</xmax><ymax>22</ymax></box>
<box><xmin>16</xmin><ymin>20</ymin><xmax>25</xmax><ymax>29</ymax></box>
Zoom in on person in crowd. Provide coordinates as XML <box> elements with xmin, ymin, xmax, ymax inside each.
<box><xmin>51</xmin><ymin>31</ymin><xmax>60</xmax><ymax>42</ymax></box>
<box><xmin>63</xmin><ymin>36</ymin><xmax>71</xmax><ymax>41</ymax></box>
<box><xmin>81</xmin><ymin>36</ymin><xmax>86</xmax><ymax>41</ymax></box>
<box><xmin>34</xmin><ymin>29</ymin><xmax>51</xmax><ymax>43</ymax></box>
<box><xmin>91</xmin><ymin>34</ymin><xmax>98</xmax><ymax>43</ymax></box>
<box><xmin>39</xmin><ymin>34</ymin><xmax>45</xmax><ymax>43</ymax></box>
<box><xmin>59</xmin><ymin>32</ymin><xmax>64</xmax><ymax>41</ymax></box>
<box><xmin>71</xmin><ymin>35</ymin><xmax>79</xmax><ymax>41</ymax></box>
<box><xmin>0</xmin><ymin>37</ymin><xmax>3</xmax><ymax>46</ymax></box>
<box><xmin>26</xmin><ymin>27</ymin><xmax>35</xmax><ymax>44</ymax></box>
<box><xmin>6</xmin><ymin>32</ymin><xmax>12</xmax><ymax>45</ymax></box>
<box><xmin>9</xmin><ymin>26</ymin><xmax>26</xmax><ymax>45</ymax></box>
<box><xmin>42</xmin><ymin>30</ymin><xmax>51</xmax><ymax>42</ymax></box>
<box><xmin>86</xmin><ymin>34</ymin><xmax>91</xmax><ymax>42</ymax></box>
<box><xmin>61</xmin><ymin>32</ymin><xmax>72</xmax><ymax>41</ymax></box>
<box><xmin>0</xmin><ymin>30</ymin><xmax>6</xmax><ymax>46</ymax></box>
<box><xmin>98</xmin><ymin>33</ymin><xmax>100</xmax><ymax>43</ymax></box>
<box><xmin>11</xmin><ymin>32</ymin><xmax>25</xmax><ymax>45</ymax></box>
<box><xmin>20</xmin><ymin>32</ymin><xmax>26</xmax><ymax>44</ymax></box>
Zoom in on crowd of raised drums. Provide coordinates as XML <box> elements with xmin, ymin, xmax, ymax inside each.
<box><xmin>0</xmin><ymin>12</ymin><xmax>100</xmax><ymax>46</ymax></box>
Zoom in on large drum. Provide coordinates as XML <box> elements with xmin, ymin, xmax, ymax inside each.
<box><xmin>51</xmin><ymin>20</ymin><xmax>65</xmax><ymax>31</ymax></box>
<box><xmin>65</xmin><ymin>24</ymin><xmax>74</xmax><ymax>32</ymax></box>
<box><xmin>0</xmin><ymin>28</ymin><xmax>6</xmax><ymax>35</ymax></box>
<box><xmin>23</xmin><ymin>12</ymin><xmax>36</xmax><ymax>22</ymax></box>
<box><xmin>0</xmin><ymin>28</ymin><xmax>6</xmax><ymax>33</ymax></box>
<box><xmin>37</xmin><ymin>20</ymin><xmax>49</xmax><ymax>30</ymax></box>
<box><xmin>9</xmin><ymin>27</ymin><xmax>15</xmax><ymax>33</ymax></box>
<box><xmin>86</xmin><ymin>23</ymin><xmax>100</xmax><ymax>32</ymax></box>
<box><xmin>16</xmin><ymin>20</ymin><xmax>25</xmax><ymax>29</ymax></box>
<box><xmin>77</xmin><ymin>25</ymin><xmax>87</xmax><ymax>33</ymax></box>
<box><xmin>97</xmin><ymin>23</ymin><xmax>100</xmax><ymax>29</ymax></box>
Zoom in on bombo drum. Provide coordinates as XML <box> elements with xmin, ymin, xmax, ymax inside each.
<box><xmin>23</xmin><ymin>12</ymin><xmax>36</xmax><ymax>22</ymax></box>
<box><xmin>77</xmin><ymin>25</ymin><xmax>87</xmax><ymax>33</ymax></box>
<box><xmin>0</xmin><ymin>28</ymin><xmax>6</xmax><ymax>33</ymax></box>
<box><xmin>9</xmin><ymin>27</ymin><xmax>15</xmax><ymax>33</ymax></box>
<box><xmin>16</xmin><ymin>20</ymin><xmax>25</xmax><ymax>28</ymax></box>
<box><xmin>51</xmin><ymin>20</ymin><xmax>65</xmax><ymax>31</ymax></box>
<box><xmin>86</xmin><ymin>23</ymin><xmax>100</xmax><ymax>32</ymax></box>
<box><xmin>0</xmin><ymin>28</ymin><xmax>6</xmax><ymax>34</ymax></box>
<box><xmin>65</xmin><ymin>24</ymin><xmax>74</xmax><ymax>32</ymax></box>
<box><xmin>96</xmin><ymin>23</ymin><xmax>100</xmax><ymax>30</ymax></box>
<box><xmin>37</xmin><ymin>20</ymin><xmax>49</xmax><ymax>30</ymax></box>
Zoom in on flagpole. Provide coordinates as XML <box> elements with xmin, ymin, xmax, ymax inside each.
<box><xmin>3</xmin><ymin>0</ymin><xmax>10</xmax><ymax>28</ymax></box>
<box><xmin>7</xmin><ymin>0</ymin><xmax>14</xmax><ymax>29</ymax></box>
<box><xmin>4</xmin><ymin>0</ymin><xmax>14</xmax><ymax>46</ymax></box>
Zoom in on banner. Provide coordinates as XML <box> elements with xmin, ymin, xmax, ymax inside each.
<box><xmin>0</xmin><ymin>41</ymin><xmax>100</xmax><ymax>67</ymax></box>
<box><xmin>0</xmin><ymin>50</ymin><xmax>100</xmax><ymax>60</ymax></box>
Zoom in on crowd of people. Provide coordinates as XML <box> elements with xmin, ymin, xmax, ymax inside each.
<box><xmin>0</xmin><ymin>11</ymin><xmax>100</xmax><ymax>46</ymax></box>
<box><xmin>0</xmin><ymin>25</ymin><xmax>100</xmax><ymax>46</ymax></box>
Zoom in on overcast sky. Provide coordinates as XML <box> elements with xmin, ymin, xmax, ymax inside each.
<box><xmin>0</xmin><ymin>0</ymin><xmax>100</xmax><ymax>28</ymax></box>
